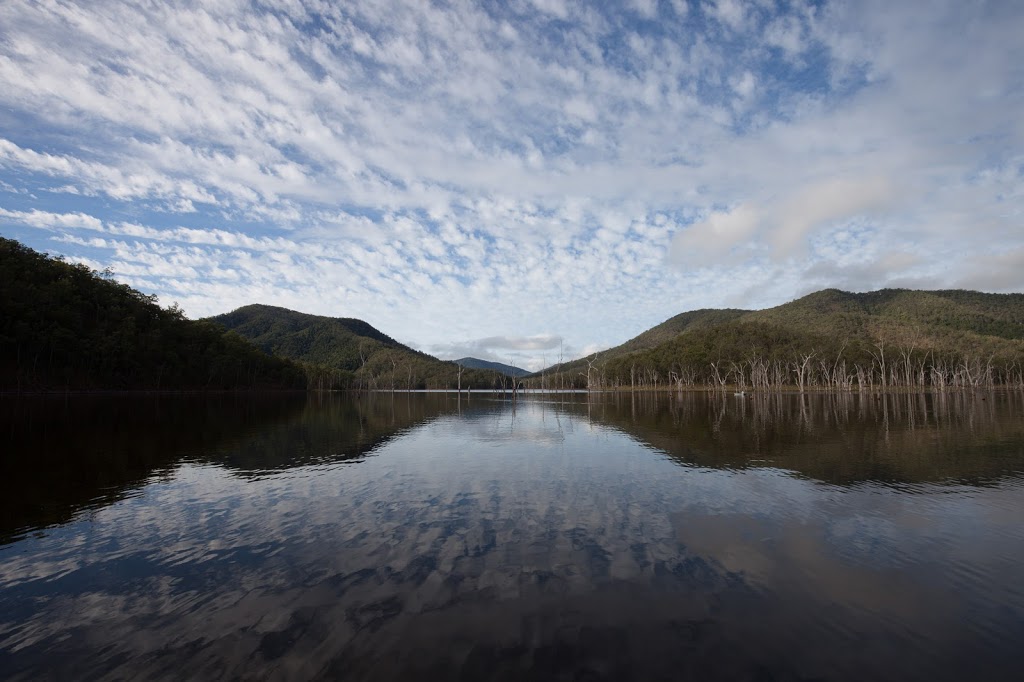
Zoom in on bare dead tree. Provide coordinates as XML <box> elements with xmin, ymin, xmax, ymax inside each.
<box><xmin>578</xmin><ymin>353</ymin><xmax>600</xmax><ymax>391</ymax></box>
<box><xmin>898</xmin><ymin>339</ymin><xmax>916</xmax><ymax>389</ymax></box>
<box><xmin>791</xmin><ymin>352</ymin><xmax>816</xmax><ymax>393</ymax></box>
<box><xmin>709</xmin><ymin>361</ymin><xmax>727</xmax><ymax>392</ymax></box>
<box><xmin>868</xmin><ymin>339</ymin><xmax>887</xmax><ymax>391</ymax></box>
<box><xmin>558</xmin><ymin>341</ymin><xmax>564</xmax><ymax>391</ymax></box>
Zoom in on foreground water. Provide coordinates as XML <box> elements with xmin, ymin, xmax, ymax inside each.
<box><xmin>1</xmin><ymin>391</ymin><xmax>1023</xmax><ymax>681</ymax></box>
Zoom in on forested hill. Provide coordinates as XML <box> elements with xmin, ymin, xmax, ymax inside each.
<box><xmin>534</xmin><ymin>288</ymin><xmax>1024</xmax><ymax>391</ymax></box>
<box><xmin>213</xmin><ymin>304</ymin><xmax>417</xmax><ymax>364</ymax></box>
<box><xmin>0</xmin><ymin>237</ymin><xmax>306</xmax><ymax>391</ymax></box>
<box><xmin>743</xmin><ymin>288</ymin><xmax>1024</xmax><ymax>342</ymax></box>
<box><xmin>211</xmin><ymin>305</ymin><xmax>518</xmax><ymax>390</ymax></box>
<box><xmin>455</xmin><ymin>357</ymin><xmax>531</xmax><ymax>378</ymax></box>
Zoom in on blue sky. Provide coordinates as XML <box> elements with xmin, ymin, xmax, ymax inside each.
<box><xmin>1</xmin><ymin>0</ymin><xmax>1021</xmax><ymax>369</ymax></box>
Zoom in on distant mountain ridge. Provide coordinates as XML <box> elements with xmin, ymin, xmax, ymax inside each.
<box><xmin>210</xmin><ymin>305</ymin><xmax>519</xmax><ymax>390</ymax></box>
<box><xmin>455</xmin><ymin>357</ymin><xmax>530</xmax><ymax>378</ymax></box>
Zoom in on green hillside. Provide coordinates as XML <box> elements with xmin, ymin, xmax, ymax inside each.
<box><xmin>211</xmin><ymin>306</ymin><xmax>516</xmax><ymax>391</ymax></box>
<box><xmin>455</xmin><ymin>357</ymin><xmax>530</xmax><ymax>378</ymax></box>
<box><xmin>535</xmin><ymin>308</ymin><xmax>749</xmax><ymax>381</ymax></box>
<box><xmin>0</xmin><ymin>237</ymin><xmax>306</xmax><ymax>391</ymax></box>
<box><xmin>746</xmin><ymin>288</ymin><xmax>1024</xmax><ymax>343</ymax></box>
<box><xmin>533</xmin><ymin>289</ymin><xmax>1024</xmax><ymax>391</ymax></box>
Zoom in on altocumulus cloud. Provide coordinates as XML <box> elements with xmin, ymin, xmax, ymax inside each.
<box><xmin>0</xmin><ymin>0</ymin><xmax>1021</xmax><ymax>368</ymax></box>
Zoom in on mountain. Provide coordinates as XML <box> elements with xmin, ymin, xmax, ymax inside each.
<box><xmin>211</xmin><ymin>305</ymin><xmax>516</xmax><ymax>390</ymax></box>
<box><xmin>213</xmin><ymin>304</ymin><xmax>419</xmax><ymax>370</ymax></box>
<box><xmin>533</xmin><ymin>288</ymin><xmax>1024</xmax><ymax>391</ymax></box>
<box><xmin>0</xmin><ymin>237</ymin><xmax>306</xmax><ymax>391</ymax></box>
<box><xmin>455</xmin><ymin>357</ymin><xmax>530</xmax><ymax>378</ymax></box>
<box><xmin>743</xmin><ymin>288</ymin><xmax>1024</xmax><ymax>342</ymax></box>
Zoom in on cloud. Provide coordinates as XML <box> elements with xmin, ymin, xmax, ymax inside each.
<box><xmin>475</xmin><ymin>335</ymin><xmax>563</xmax><ymax>351</ymax></box>
<box><xmin>669</xmin><ymin>204</ymin><xmax>760</xmax><ymax>265</ymax></box>
<box><xmin>431</xmin><ymin>334</ymin><xmax>564</xmax><ymax>364</ymax></box>
<box><xmin>0</xmin><ymin>208</ymin><xmax>104</xmax><ymax>231</ymax></box>
<box><xmin>708</xmin><ymin>0</ymin><xmax>747</xmax><ymax>31</ymax></box>
<box><xmin>773</xmin><ymin>176</ymin><xmax>901</xmax><ymax>253</ymax></box>
<box><xmin>630</xmin><ymin>0</ymin><xmax>659</xmax><ymax>20</ymax></box>
<box><xmin>954</xmin><ymin>248</ymin><xmax>1024</xmax><ymax>292</ymax></box>
<box><xmin>670</xmin><ymin>174</ymin><xmax>905</xmax><ymax>267</ymax></box>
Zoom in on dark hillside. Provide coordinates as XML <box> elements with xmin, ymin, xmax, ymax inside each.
<box><xmin>455</xmin><ymin>357</ymin><xmax>530</xmax><ymax>378</ymax></box>
<box><xmin>0</xmin><ymin>237</ymin><xmax>306</xmax><ymax>391</ymax></box>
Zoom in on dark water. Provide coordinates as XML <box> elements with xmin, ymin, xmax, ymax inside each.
<box><xmin>2</xmin><ymin>391</ymin><xmax>1023</xmax><ymax>681</ymax></box>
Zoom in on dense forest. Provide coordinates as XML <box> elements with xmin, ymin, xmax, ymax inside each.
<box><xmin>212</xmin><ymin>305</ymin><xmax>518</xmax><ymax>391</ymax></box>
<box><xmin>0</xmin><ymin>238</ymin><xmax>306</xmax><ymax>391</ymax></box>
<box><xmin>531</xmin><ymin>289</ymin><xmax>1024</xmax><ymax>391</ymax></box>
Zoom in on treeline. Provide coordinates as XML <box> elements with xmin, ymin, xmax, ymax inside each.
<box><xmin>0</xmin><ymin>237</ymin><xmax>306</xmax><ymax>391</ymax></box>
<box><xmin>530</xmin><ymin>321</ymin><xmax>1024</xmax><ymax>392</ymax></box>
<box><xmin>294</xmin><ymin>347</ymin><xmax>519</xmax><ymax>392</ymax></box>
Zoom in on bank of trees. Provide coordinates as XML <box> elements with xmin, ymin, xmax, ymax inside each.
<box><xmin>530</xmin><ymin>321</ymin><xmax>1024</xmax><ymax>392</ymax></box>
<box><xmin>1</xmin><ymin>238</ymin><xmax>306</xmax><ymax>391</ymax></box>
<box><xmin>304</xmin><ymin>346</ymin><xmax>514</xmax><ymax>392</ymax></box>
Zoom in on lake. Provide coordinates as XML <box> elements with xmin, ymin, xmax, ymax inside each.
<box><xmin>2</xmin><ymin>391</ymin><xmax>1023</xmax><ymax>681</ymax></box>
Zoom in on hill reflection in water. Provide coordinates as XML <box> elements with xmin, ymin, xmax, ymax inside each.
<box><xmin>575</xmin><ymin>390</ymin><xmax>1024</xmax><ymax>486</ymax></box>
<box><xmin>1</xmin><ymin>391</ymin><xmax>1022</xmax><ymax>681</ymax></box>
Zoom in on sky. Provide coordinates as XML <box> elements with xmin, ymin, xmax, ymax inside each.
<box><xmin>1</xmin><ymin>0</ymin><xmax>1022</xmax><ymax>370</ymax></box>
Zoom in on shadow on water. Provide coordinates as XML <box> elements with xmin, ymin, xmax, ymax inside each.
<box><xmin>1</xmin><ymin>391</ymin><xmax>1022</xmax><ymax>681</ymax></box>
<box><xmin>0</xmin><ymin>392</ymin><xmax>458</xmax><ymax>544</ymax></box>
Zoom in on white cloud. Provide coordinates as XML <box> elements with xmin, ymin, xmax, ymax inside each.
<box><xmin>670</xmin><ymin>204</ymin><xmax>759</xmax><ymax>265</ymax></box>
<box><xmin>0</xmin><ymin>207</ymin><xmax>104</xmax><ymax>231</ymax></box>
<box><xmin>476</xmin><ymin>335</ymin><xmax>563</xmax><ymax>351</ymax></box>
<box><xmin>529</xmin><ymin>0</ymin><xmax>570</xmax><ymax>20</ymax></box>
<box><xmin>708</xmin><ymin>0</ymin><xmax>746</xmax><ymax>31</ymax></box>
<box><xmin>764</xmin><ymin>15</ymin><xmax>805</xmax><ymax>58</ymax></box>
<box><xmin>630</xmin><ymin>0</ymin><xmax>659</xmax><ymax>20</ymax></box>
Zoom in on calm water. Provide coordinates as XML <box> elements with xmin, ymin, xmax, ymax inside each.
<box><xmin>2</xmin><ymin>391</ymin><xmax>1023</xmax><ymax>681</ymax></box>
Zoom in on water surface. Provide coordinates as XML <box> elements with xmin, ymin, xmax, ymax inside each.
<box><xmin>2</xmin><ymin>391</ymin><xmax>1023</xmax><ymax>681</ymax></box>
